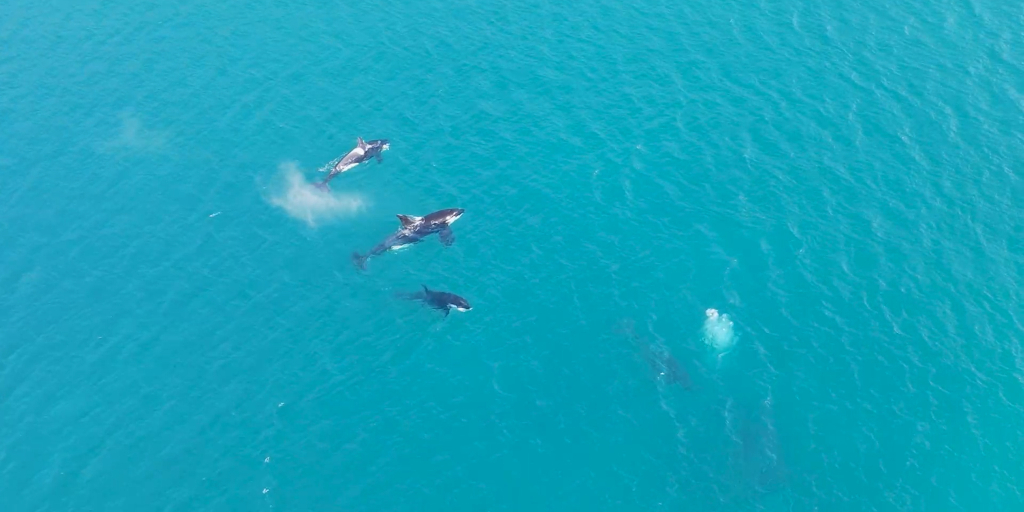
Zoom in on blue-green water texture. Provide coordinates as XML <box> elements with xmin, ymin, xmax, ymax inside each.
<box><xmin>3</xmin><ymin>0</ymin><xmax>1024</xmax><ymax>510</ymax></box>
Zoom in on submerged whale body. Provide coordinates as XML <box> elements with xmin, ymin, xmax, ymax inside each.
<box><xmin>617</xmin><ymin>320</ymin><xmax>691</xmax><ymax>388</ymax></box>
<box><xmin>735</xmin><ymin>396</ymin><xmax>787</xmax><ymax>494</ymax></box>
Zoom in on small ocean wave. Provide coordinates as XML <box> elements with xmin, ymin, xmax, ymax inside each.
<box><xmin>267</xmin><ymin>162</ymin><xmax>366</xmax><ymax>227</ymax></box>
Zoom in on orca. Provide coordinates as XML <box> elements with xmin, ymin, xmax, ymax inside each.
<box><xmin>396</xmin><ymin>285</ymin><xmax>472</xmax><ymax>317</ymax></box>
<box><xmin>617</xmin><ymin>319</ymin><xmax>691</xmax><ymax>388</ymax></box>
<box><xmin>316</xmin><ymin>137</ymin><xmax>390</xmax><ymax>191</ymax></box>
<box><xmin>735</xmin><ymin>395</ymin><xmax>788</xmax><ymax>493</ymax></box>
<box><xmin>352</xmin><ymin>208</ymin><xmax>464</xmax><ymax>269</ymax></box>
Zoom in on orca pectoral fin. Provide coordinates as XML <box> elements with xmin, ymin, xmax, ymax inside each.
<box><xmin>442</xmin><ymin>308</ymin><xmax>450</xmax><ymax>318</ymax></box>
<box><xmin>375</xmin><ymin>154</ymin><xmax>383</xmax><ymax>163</ymax></box>
<box><xmin>439</xmin><ymin>227</ymin><xmax>455</xmax><ymax>246</ymax></box>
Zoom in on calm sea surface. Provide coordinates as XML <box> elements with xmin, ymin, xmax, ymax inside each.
<box><xmin>3</xmin><ymin>0</ymin><xmax>1024</xmax><ymax>510</ymax></box>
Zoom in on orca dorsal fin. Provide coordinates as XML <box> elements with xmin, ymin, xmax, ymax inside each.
<box><xmin>357</xmin><ymin>137</ymin><xmax>367</xmax><ymax>149</ymax></box>
<box><xmin>396</xmin><ymin>214</ymin><xmax>420</xmax><ymax>228</ymax></box>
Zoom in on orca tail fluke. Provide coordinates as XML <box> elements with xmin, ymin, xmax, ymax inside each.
<box><xmin>351</xmin><ymin>252</ymin><xmax>366</xmax><ymax>270</ymax></box>
<box><xmin>314</xmin><ymin>181</ymin><xmax>330</xmax><ymax>192</ymax></box>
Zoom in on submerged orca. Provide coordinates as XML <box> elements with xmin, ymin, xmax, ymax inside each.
<box><xmin>617</xmin><ymin>319</ymin><xmax>691</xmax><ymax>388</ymax></box>
<box><xmin>396</xmin><ymin>285</ymin><xmax>472</xmax><ymax>317</ymax></box>
<box><xmin>735</xmin><ymin>395</ymin><xmax>788</xmax><ymax>494</ymax></box>
<box><xmin>316</xmin><ymin>137</ymin><xmax>390</xmax><ymax>191</ymax></box>
<box><xmin>352</xmin><ymin>208</ymin><xmax>464</xmax><ymax>270</ymax></box>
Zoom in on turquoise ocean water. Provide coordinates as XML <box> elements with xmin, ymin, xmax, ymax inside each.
<box><xmin>3</xmin><ymin>0</ymin><xmax>1023</xmax><ymax>509</ymax></box>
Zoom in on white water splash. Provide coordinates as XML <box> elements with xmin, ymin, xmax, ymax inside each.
<box><xmin>267</xmin><ymin>162</ymin><xmax>366</xmax><ymax>227</ymax></box>
<box><xmin>703</xmin><ymin>308</ymin><xmax>736</xmax><ymax>353</ymax></box>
